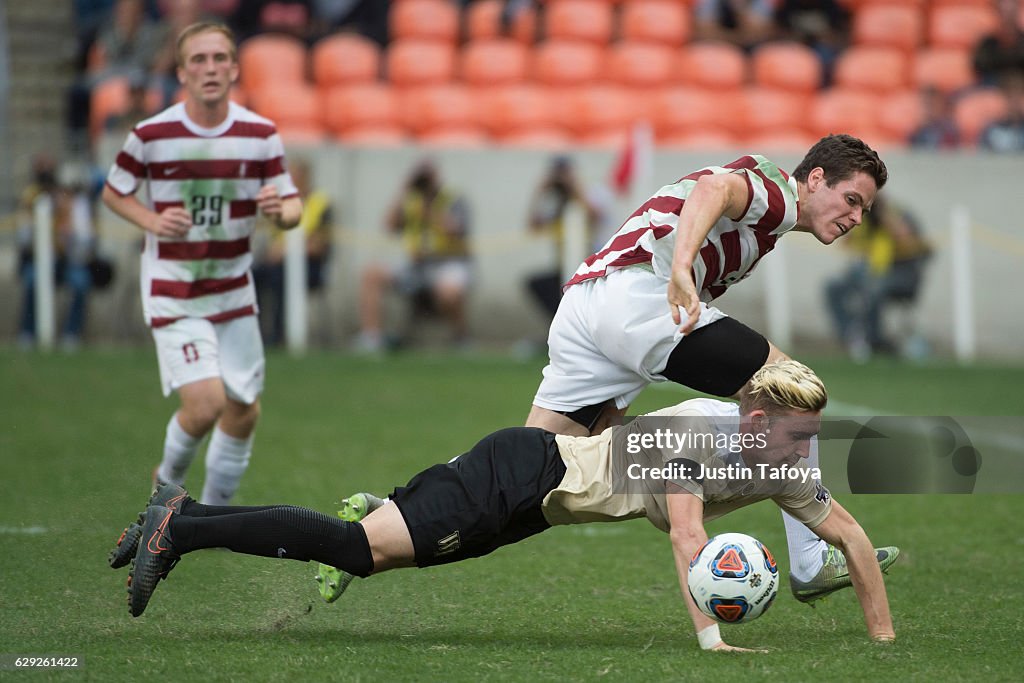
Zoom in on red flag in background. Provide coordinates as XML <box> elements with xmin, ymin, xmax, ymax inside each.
<box><xmin>610</xmin><ymin>121</ymin><xmax>653</xmax><ymax>199</ymax></box>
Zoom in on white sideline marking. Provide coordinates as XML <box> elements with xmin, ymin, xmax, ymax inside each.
<box><xmin>0</xmin><ymin>526</ymin><xmax>47</xmax><ymax>535</ymax></box>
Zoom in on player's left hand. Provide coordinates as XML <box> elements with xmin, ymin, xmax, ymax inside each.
<box><xmin>709</xmin><ymin>642</ymin><xmax>769</xmax><ymax>654</ymax></box>
<box><xmin>256</xmin><ymin>184</ymin><xmax>283</xmax><ymax>221</ymax></box>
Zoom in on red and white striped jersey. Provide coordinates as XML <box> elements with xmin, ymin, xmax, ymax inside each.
<box><xmin>106</xmin><ymin>102</ymin><xmax>298</xmax><ymax>328</ymax></box>
<box><xmin>565</xmin><ymin>155</ymin><xmax>799</xmax><ymax>302</ymax></box>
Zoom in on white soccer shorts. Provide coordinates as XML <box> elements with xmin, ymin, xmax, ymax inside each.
<box><xmin>152</xmin><ymin>315</ymin><xmax>265</xmax><ymax>404</ymax></box>
<box><xmin>533</xmin><ymin>266</ymin><xmax>726</xmax><ymax>412</ymax></box>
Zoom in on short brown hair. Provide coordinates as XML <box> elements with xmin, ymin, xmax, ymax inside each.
<box><xmin>739</xmin><ymin>360</ymin><xmax>828</xmax><ymax>415</ymax></box>
<box><xmin>792</xmin><ymin>134</ymin><xmax>888</xmax><ymax>191</ymax></box>
<box><xmin>176</xmin><ymin>22</ymin><xmax>237</xmax><ymax>68</ymax></box>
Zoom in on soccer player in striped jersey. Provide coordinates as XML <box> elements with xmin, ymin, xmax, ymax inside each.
<box><xmin>101</xmin><ymin>22</ymin><xmax>302</xmax><ymax>507</ymax></box>
<box><xmin>524</xmin><ymin>135</ymin><xmax>890</xmax><ymax>603</ymax></box>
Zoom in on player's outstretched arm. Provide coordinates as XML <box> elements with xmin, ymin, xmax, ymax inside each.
<box><xmin>668</xmin><ymin>173</ymin><xmax>749</xmax><ymax>334</ymax></box>
<box><xmin>666</xmin><ymin>488</ymin><xmax>767</xmax><ymax>653</ymax></box>
<box><xmin>810</xmin><ymin>500</ymin><xmax>896</xmax><ymax>643</ymax></box>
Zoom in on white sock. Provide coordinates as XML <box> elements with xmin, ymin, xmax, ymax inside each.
<box><xmin>201</xmin><ymin>427</ymin><xmax>253</xmax><ymax>505</ymax></box>
<box><xmin>782</xmin><ymin>435</ymin><xmax>829</xmax><ymax>582</ymax></box>
<box><xmin>157</xmin><ymin>414</ymin><xmax>202</xmax><ymax>486</ymax></box>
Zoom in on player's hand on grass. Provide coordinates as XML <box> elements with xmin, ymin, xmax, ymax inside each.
<box><xmin>151</xmin><ymin>207</ymin><xmax>192</xmax><ymax>238</ymax></box>
<box><xmin>668</xmin><ymin>268</ymin><xmax>701</xmax><ymax>334</ymax></box>
<box><xmin>871</xmin><ymin>633</ymin><xmax>896</xmax><ymax>644</ymax></box>
<box><xmin>709</xmin><ymin>642</ymin><xmax>769</xmax><ymax>654</ymax></box>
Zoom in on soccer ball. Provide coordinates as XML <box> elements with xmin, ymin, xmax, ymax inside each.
<box><xmin>687</xmin><ymin>532</ymin><xmax>778</xmax><ymax>624</ymax></box>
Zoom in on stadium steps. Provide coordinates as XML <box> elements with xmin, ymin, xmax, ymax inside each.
<box><xmin>2</xmin><ymin>0</ymin><xmax>75</xmax><ymax>211</ymax></box>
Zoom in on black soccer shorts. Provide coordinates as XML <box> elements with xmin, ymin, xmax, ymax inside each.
<box><xmin>388</xmin><ymin>427</ymin><xmax>567</xmax><ymax>567</ymax></box>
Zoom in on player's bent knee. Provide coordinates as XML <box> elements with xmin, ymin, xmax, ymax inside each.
<box><xmin>661</xmin><ymin>318</ymin><xmax>770</xmax><ymax>397</ymax></box>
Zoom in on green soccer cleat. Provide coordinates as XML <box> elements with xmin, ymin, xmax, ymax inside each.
<box><xmin>790</xmin><ymin>545</ymin><xmax>900</xmax><ymax>605</ymax></box>
<box><xmin>127</xmin><ymin>505</ymin><xmax>181</xmax><ymax>617</ymax></box>
<box><xmin>315</xmin><ymin>493</ymin><xmax>386</xmax><ymax>603</ymax></box>
<box><xmin>109</xmin><ymin>483</ymin><xmax>189</xmax><ymax>569</ymax></box>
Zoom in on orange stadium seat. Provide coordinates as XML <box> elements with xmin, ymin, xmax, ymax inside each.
<box><xmin>849</xmin><ymin>0</ymin><xmax>925</xmax><ymax>6</ymax></box>
<box><xmin>322</xmin><ymin>83</ymin><xmax>399</xmax><ymax>134</ymax></box>
<box><xmin>928</xmin><ymin>4</ymin><xmax>999</xmax><ymax>49</ymax></box>
<box><xmin>386</xmin><ymin>40</ymin><xmax>457</xmax><ymax>86</ymax></box>
<box><xmin>833</xmin><ymin>47</ymin><xmax>909</xmax><ymax>94</ymax></box>
<box><xmin>247</xmin><ymin>83</ymin><xmax>321</xmax><ymax>128</ymax></box>
<box><xmin>466</xmin><ymin>0</ymin><xmax>503</xmax><ymax>40</ymax></box>
<box><xmin>912</xmin><ymin>47</ymin><xmax>975</xmax><ymax>93</ymax></box>
<box><xmin>477</xmin><ymin>84</ymin><xmax>556</xmax><ymax>136</ymax></box>
<box><xmin>605</xmin><ymin>43</ymin><xmax>676</xmax><ymax>88</ymax></box>
<box><xmin>751</xmin><ymin>42</ymin><xmax>822</xmax><ymax>93</ymax></box>
<box><xmin>878</xmin><ymin>89</ymin><xmax>924</xmax><ymax>142</ymax></box>
<box><xmin>660</xmin><ymin>127</ymin><xmax>740</xmax><ymax>150</ymax></box>
<box><xmin>400</xmin><ymin>84</ymin><xmax>479</xmax><ymax>136</ymax></box>
<box><xmin>678</xmin><ymin>42</ymin><xmax>747</xmax><ymax>90</ymax></box>
<box><xmin>466</xmin><ymin>0</ymin><xmax>537</xmax><ymax>43</ymax></box>
<box><xmin>464</xmin><ymin>0</ymin><xmax>536</xmax><ymax>42</ymax></box>
<box><xmin>650</xmin><ymin>87</ymin><xmax>728</xmax><ymax>141</ymax></box>
<box><xmin>620</xmin><ymin>1</ymin><xmax>691</xmax><ymax>47</ymax></box>
<box><xmin>532</xmin><ymin>41</ymin><xmax>604</xmax><ymax>85</ymax></box>
<box><xmin>544</xmin><ymin>0</ymin><xmax>614</xmax><ymax>44</ymax></box>
<box><xmin>744</xmin><ymin>129</ymin><xmax>819</xmax><ymax>151</ymax></box>
<box><xmin>460</xmin><ymin>39</ymin><xmax>529</xmax><ymax>86</ymax></box>
<box><xmin>311</xmin><ymin>34</ymin><xmax>381</xmax><ymax>87</ymax></box>
<box><xmin>89</xmin><ymin>76</ymin><xmax>130</xmax><ymax>138</ymax></box>
<box><xmin>390</xmin><ymin>0</ymin><xmax>459</xmax><ymax>43</ymax></box>
<box><xmin>741</xmin><ymin>88</ymin><xmax>812</xmax><ymax>134</ymax></box>
<box><xmin>555</xmin><ymin>84</ymin><xmax>635</xmax><ymax>138</ymax></box>
<box><xmin>953</xmin><ymin>87</ymin><xmax>1010</xmax><ymax>144</ymax></box>
<box><xmin>852</xmin><ymin>5</ymin><xmax>924</xmax><ymax>53</ymax></box>
<box><xmin>238</xmin><ymin>35</ymin><xmax>307</xmax><ymax>91</ymax></box>
<box><xmin>809</xmin><ymin>88</ymin><xmax>883</xmax><ymax>140</ymax></box>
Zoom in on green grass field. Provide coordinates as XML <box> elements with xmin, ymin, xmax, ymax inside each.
<box><xmin>1</xmin><ymin>349</ymin><xmax>1022</xmax><ymax>681</ymax></box>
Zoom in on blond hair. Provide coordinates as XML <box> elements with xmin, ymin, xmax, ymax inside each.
<box><xmin>740</xmin><ymin>360</ymin><xmax>828</xmax><ymax>414</ymax></box>
<box><xmin>176</xmin><ymin>22</ymin><xmax>237</xmax><ymax>68</ymax></box>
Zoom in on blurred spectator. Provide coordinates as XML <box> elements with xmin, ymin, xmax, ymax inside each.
<box><xmin>310</xmin><ymin>0</ymin><xmax>390</xmax><ymax>46</ymax></box>
<box><xmin>908</xmin><ymin>87</ymin><xmax>962</xmax><ymax>150</ymax></box>
<box><xmin>693</xmin><ymin>0</ymin><xmax>774</xmax><ymax>51</ymax></box>
<box><xmin>824</xmin><ymin>195</ymin><xmax>932</xmax><ymax>362</ymax></box>
<box><xmin>979</xmin><ymin>73</ymin><xmax>1024</xmax><ymax>151</ymax></box>
<box><xmin>524</xmin><ymin>156</ymin><xmax>608</xmax><ymax>323</ymax></box>
<box><xmin>231</xmin><ymin>0</ymin><xmax>315</xmax><ymax>42</ymax></box>
<box><xmin>104</xmin><ymin>72</ymin><xmax>156</xmax><ymax>135</ymax></box>
<box><xmin>150</xmin><ymin>0</ymin><xmax>204</xmax><ymax>107</ymax></box>
<box><xmin>253</xmin><ymin>159</ymin><xmax>334</xmax><ymax>347</ymax></box>
<box><xmin>91</xmin><ymin>0</ymin><xmax>167</xmax><ymax>77</ymax></box>
<box><xmin>356</xmin><ymin>159</ymin><xmax>472</xmax><ymax>352</ymax></box>
<box><xmin>774</xmin><ymin>0</ymin><xmax>850</xmax><ymax>87</ymax></box>
<box><xmin>17</xmin><ymin>157</ymin><xmax>100</xmax><ymax>351</ymax></box>
<box><xmin>68</xmin><ymin>0</ymin><xmax>166</xmax><ymax>148</ymax></box>
<box><xmin>73</xmin><ymin>0</ymin><xmax>117</xmax><ymax>73</ymax></box>
<box><xmin>973</xmin><ymin>0</ymin><xmax>1024</xmax><ymax>87</ymax></box>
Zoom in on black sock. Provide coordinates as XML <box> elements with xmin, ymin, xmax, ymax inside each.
<box><xmin>169</xmin><ymin>505</ymin><xmax>374</xmax><ymax>577</ymax></box>
<box><xmin>178</xmin><ymin>498</ymin><xmax>286</xmax><ymax>517</ymax></box>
